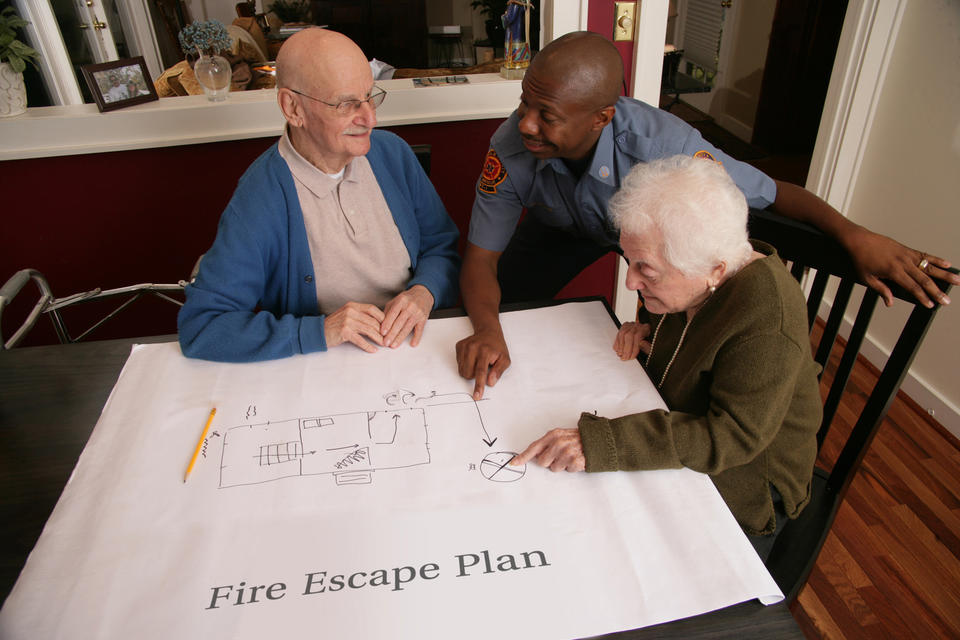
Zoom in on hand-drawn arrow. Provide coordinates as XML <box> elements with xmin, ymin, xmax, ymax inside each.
<box><xmin>412</xmin><ymin>391</ymin><xmax>498</xmax><ymax>447</ymax></box>
<box><xmin>474</xmin><ymin>403</ymin><xmax>497</xmax><ymax>447</ymax></box>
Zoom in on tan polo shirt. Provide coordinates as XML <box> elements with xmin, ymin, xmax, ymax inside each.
<box><xmin>278</xmin><ymin>131</ymin><xmax>411</xmax><ymax>314</ymax></box>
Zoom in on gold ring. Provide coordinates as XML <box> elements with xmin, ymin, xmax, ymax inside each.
<box><xmin>918</xmin><ymin>257</ymin><xmax>930</xmax><ymax>271</ymax></box>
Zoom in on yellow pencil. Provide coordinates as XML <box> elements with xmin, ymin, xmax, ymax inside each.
<box><xmin>184</xmin><ymin>408</ymin><xmax>216</xmax><ymax>483</ymax></box>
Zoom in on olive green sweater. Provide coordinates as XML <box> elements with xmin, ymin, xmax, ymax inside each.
<box><xmin>579</xmin><ymin>241</ymin><xmax>822</xmax><ymax>535</ymax></box>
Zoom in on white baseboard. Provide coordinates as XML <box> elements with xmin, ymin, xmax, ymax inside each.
<box><xmin>818</xmin><ymin>300</ymin><xmax>960</xmax><ymax>441</ymax></box>
<box><xmin>714</xmin><ymin>113</ymin><xmax>754</xmax><ymax>146</ymax></box>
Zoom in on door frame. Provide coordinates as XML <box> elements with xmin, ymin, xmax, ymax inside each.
<box><xmin>806</xmin><ymin>0</ymin><xmax>906</xmax><ymax>209</ymax></box>
<box><xmin>612</xmin><ymin>0</ymin><xmax>670</xmax><ymax>323</ymax></box>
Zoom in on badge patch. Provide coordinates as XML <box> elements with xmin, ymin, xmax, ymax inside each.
<box><xmin>693</xmin><ymin>150</ymin><xmax>719</xmax><ymax>162</ymax></box>
<box><xmin>478</xmin><ymin>148</ymin><xmax>508</xmax><ymax>195</ymax></box>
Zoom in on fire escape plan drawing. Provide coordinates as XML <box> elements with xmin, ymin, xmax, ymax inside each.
<box><xmin>217</xmin><ymin>389</ymin><xmax>523</xmax><ymax>489</ymax></box>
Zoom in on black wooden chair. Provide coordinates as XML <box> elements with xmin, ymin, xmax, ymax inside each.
<box><xmin>410</xmin><ymin>143</ymin><xmax>431</xmax><ymax>176</ymax></box>
<box><xmin>747</xmin><ymin>208</ymin><xmax>956</xmax><ymax>603</ymax></box>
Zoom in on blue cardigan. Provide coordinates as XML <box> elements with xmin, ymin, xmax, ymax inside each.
<box><xmin>178</xmin><ymin>130</ymin><xmax>460</xmax><ymax>362</ymax></box>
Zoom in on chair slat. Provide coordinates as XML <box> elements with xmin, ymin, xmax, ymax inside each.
<box><xmin>806</xmin><ymin>269</ymin><xmax>830</xmax><ymax>330</ymax></box>
<box><xmin>826</xmin><ymin>302</ymin><xmax>940</xmax><ymax>494</ymax></box>
<box><xmin>814</xmin><ymin>279</ymin><xmax>854</xmax><ymax>377</ymax></box>
<box><xmin>818</xmin><ymin>289</ymin><xmax>878</xmax><ymax>449</ymax></box>
<box><xmin>790</xmin><ymin>260</ymin><xmax>805</xmax><ymax>283</ymax></box>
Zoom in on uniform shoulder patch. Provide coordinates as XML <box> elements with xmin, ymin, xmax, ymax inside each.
<box><xmin>478</xmin><ymin>148</ymin><xmax>508</xmax><ymax>195</ymax></box>
<box><xmin>693</xmin><ymin>149</ymin><xmax>719</xmax><ymax>163</ymax></box>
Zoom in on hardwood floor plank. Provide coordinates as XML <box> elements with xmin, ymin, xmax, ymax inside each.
<box><xmin>876</xmin><ymin>505</ymin><xmax>960</xmax><ymax>631</ymax></box>
<box><xmin>820</xmin><ymin>529</ymin><xmax>872</xmax><ymax>590</ymax></box>
<box><xmin>794</xmin><ymin>581</ymin><xmax>847</xmax><ymax>640</ymax></box>
<box><xmin>878</xmin><ymin>416</ymin><xmax>960</xmax><ymax>509</ymax></box>
<box><xmin>923</xmin><ymin>456</ymin><xmax>960</xmax><ymax>507</ymax></box>
<box><xmin>828</xmin><ymin>504</ymin><xmax>946</xmax><ymax>639</ymax></box>
<box><xmin>873</xmin><ymin>553</ymin><xmax>954</xmax><ymax>639</ymax></box>
<box><xmin>850</xmin><ymin>463</ymin><xmax>901</xmax><ymax>512</ymax></box>
<box><xmin>856</xmin><ymin>585</ymin><xmax>913</xmax><ymax>639</ymax></box>
<box><xmin>806</xmin><ymin>566</ymin><xmax>867</xmax><ymax>634</ymax></box>
<box><xmin>867</xmin><ymin>439</ymin><xmax>960</xmax><ymax>556</ymax></box>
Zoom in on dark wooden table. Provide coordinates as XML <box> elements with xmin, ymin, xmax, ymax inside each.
<box><xmin>0</xmin><ymin>329</ymin><xmax>802</xmax><ymax>638</ymax></box>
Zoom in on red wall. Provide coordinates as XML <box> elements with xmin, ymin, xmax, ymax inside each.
<box><xmin>587</xmin><ymin>0</ymin><xmax>636</xmax><ymax>96</ymax></box>
<box><xmin>1</xmin><ymin>118</ymin><xmax>615</xmax><ymax>347</ymax></box>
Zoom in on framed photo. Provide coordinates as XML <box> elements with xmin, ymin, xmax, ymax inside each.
<box><xmin>81</xmin><ymin>57</ymin><xmax>159</xmax><ymax>112</ymax></box>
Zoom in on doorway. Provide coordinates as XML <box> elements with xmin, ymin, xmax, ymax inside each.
<box><xmin>667</xmin><ymin>0</ymin><xmax>848</xmax><ymax>185</ymax></box>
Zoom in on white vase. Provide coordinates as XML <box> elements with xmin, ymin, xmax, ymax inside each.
<box><xmin>193</xmin><ymin>54</ymin><xmax>231</xmax><ymax>102</ymax></box>
<box><xmin>0</xmin><ymin>62</ymin><xmax>27</xmax><ymax>117</ymax></box>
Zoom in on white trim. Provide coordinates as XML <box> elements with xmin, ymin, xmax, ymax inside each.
<box><xmin>711</xmin><ymin>0</ymin><xmax>739</xmax><ymax>95</ymax></box>
<box><xmin>82</xmin><ymin>0</ymin><xmax>120</xmax><ymax>61</ymax></box>
<box><xmin>614</xmin><ymin>0</ymin><xmax>670</xmax><ymax>323</ymax></box>
<box><xmin>629</xmin><ymin>0</ymin><xmax>669</xmax><ymax>107</ymax></box>
<box><xmin>0</xmin><ymin>75</ymin><xmax>523</xmax><ymax>160</ymax></box>
<box><xmin>541</xmin><ymin>0</ymin><xmax>589</xmax><ymax>45</ymax></box>
<box><xmin>806</xmin><ymin>0</ymin><xmax>907</xmax><ymax>208</ymax></box>
<box><xmin>714</xmin><ymin>111</ymin><xmax>752</xmax><ymax>143</ymax></box>
<box><xmin>13</xmin><ymin>0</ymin><xmax>84</xmax><ymax>105</ymax></box>
<box><xmin>115</xmin><ymin>0</ymin><xmax>164</xmax><ymax>80</ymax></box>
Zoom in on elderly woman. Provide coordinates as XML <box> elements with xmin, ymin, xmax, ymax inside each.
<box><xmin>512</xmin><ymin>155</ymin><xmax>822</xmax><ymax>558</ymax></box>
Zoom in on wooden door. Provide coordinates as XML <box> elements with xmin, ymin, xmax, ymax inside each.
<box><xmin>752</xmin><ymin>0</ymin><xmax>849</xmax><ymax>153</ymax></box>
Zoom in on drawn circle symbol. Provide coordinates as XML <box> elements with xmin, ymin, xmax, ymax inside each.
<box><xmin>480</xmin><ymin>452</ymin><xmax>525</xmax><ymax>482</ymax></box>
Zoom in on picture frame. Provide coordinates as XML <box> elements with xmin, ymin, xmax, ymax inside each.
<box><xmin>81</xmin><ymin>57</ymin><xmax>159</xmax><ymax>112</ymax></box>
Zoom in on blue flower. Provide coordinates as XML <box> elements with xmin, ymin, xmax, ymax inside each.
<box><xmin>178</xmin><ymin>20</ymin><xmax>233</xmax><ymax>56</ymax></box>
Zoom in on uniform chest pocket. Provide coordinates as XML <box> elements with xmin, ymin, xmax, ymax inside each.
<box><xmin>525</xmin><ymin>203</ymin><xmax>576</xmax><ymax>230</ymax></box>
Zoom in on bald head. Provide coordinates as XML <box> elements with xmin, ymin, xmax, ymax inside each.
<box><xmin>530</xmin><ymin>31</ymin><xmax>622</xmax><ymax>109</ymax></box>
<box><xmin>275</xmin><ymin>28</ymin><xmax>377</xmax><ymax>172</ymax></box>
<box><xmin>276</xmin><ymin>28</ymin><xmax>370</xmax><ymax>94</ymax></box>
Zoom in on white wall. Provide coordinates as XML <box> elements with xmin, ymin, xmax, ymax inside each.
<box><xmin>841</xmin><ymin>0</ymin><xmax>960</xmax><ymax>436</ymax></box>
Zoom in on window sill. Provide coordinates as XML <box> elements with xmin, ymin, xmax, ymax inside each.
<box><xmin>0</xmin><ymin>74</ymin><xmax>521</xmax><ymax>161</ymax></box>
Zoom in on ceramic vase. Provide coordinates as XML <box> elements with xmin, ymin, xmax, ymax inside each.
<box><xmin>193</xmin><ymin>53</ymin><xmax>231</xmax><ymax>102</ymax></box>
<box><xmin>0</xmin><ymin>62</ymin><xmax>27</xmax><ymax>117</ymax></box>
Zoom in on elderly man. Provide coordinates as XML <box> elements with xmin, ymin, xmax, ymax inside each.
<box><xmin>178</xmin><ymin>29</ymin><xmax>460</xmax><ymax>362</ymax></box>
<box><xmin>456</xmin><ymin>31</ymin><xmax>958</xmax><ymax>399</ymax></box>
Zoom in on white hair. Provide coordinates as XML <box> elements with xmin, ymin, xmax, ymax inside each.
<box><xmin>608</xmin><ymin>154</ymin><xmax>753</xmax><ymax>277</ymax></box>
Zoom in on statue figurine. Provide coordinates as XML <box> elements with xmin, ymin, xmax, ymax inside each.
<box><xmin>502</xmin><ymin>0</ymin><xmax>533</xmax><ymax>77</ymax></box>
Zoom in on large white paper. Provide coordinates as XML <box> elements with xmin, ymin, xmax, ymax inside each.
<box><xmin>0</xmin><ymin>301</ymin><xmax>781</xmax><ymax>639</ymax></box>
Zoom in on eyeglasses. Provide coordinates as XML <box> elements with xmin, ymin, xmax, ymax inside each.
<box><xmin>288</xmin><ymin>86</ymin><xmax>387</xmax><ymax>115</ymax></box>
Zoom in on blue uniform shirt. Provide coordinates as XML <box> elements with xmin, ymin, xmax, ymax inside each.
<box><xmin>468</xmin><ymin>96</ymin><xmax>778</xmax><ymax>252</ymax></box>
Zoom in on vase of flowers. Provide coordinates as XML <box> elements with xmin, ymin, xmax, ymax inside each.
<box><xmin>178</xmin><ymin>20</ymin><xmax>233</xmax><ymax>101</ymax></box>
<box><xmin>0</xmin><ymin>7</ymin><xmax>40</xmax><ymax>117</ymax></box>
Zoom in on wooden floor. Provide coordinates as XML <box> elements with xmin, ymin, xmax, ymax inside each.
<box><xmin>790</xmin><ymin>331</ymin><xmax>960</xmax><ymax>638</ymax></box>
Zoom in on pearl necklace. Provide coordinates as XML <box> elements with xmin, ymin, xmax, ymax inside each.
<box><xmin>647</xmin><ymin>314</ymin><xmax>690</xmax><ymax>389</ymax></box>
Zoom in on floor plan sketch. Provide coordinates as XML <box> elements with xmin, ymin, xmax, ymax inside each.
<box><xmin>217</xmin><ymin>388</ymin><xmax>520</xmax><ymax>489</ymax></box>
<box><xmin>219</xmin><ymin>406</ymin><xmax>430</xmax><ymax>488</ymax></box>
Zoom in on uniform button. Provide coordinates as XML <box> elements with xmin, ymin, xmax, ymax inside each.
<box><xmin>305</xmin><ymin>275</ymin><xmax>313</xmax><ymax>283</ymax></box>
